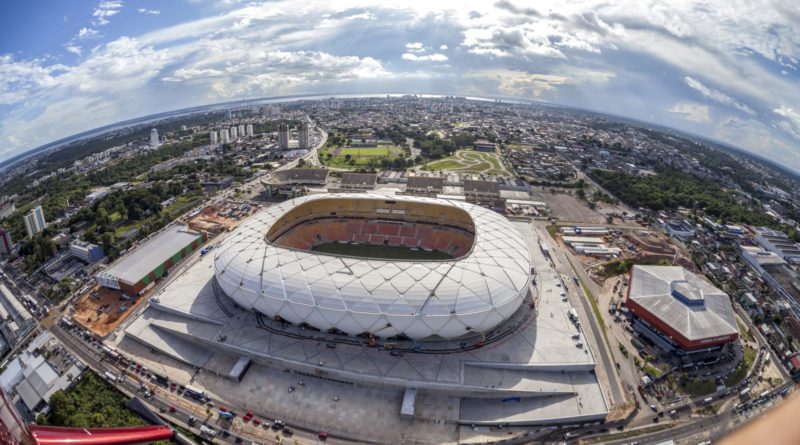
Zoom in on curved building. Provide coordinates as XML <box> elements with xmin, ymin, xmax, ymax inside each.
<box><xmin>213</xmin><ymin>194</ymin><xmax>531</xmax><ymax>339</ymax></box>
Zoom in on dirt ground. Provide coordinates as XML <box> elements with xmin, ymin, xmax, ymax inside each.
<box><xmin>70</xmin><ymin>284</ymin><xmax>151</xmax><ymax>338</ymax></box>
<box><xmin>187</xmin><ymin>201</ymin><xmax>255</xmax><ymax>235</ymax></box>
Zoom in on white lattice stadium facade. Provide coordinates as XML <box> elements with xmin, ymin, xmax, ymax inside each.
<box><xmin>213</xmin><ymin>193</ymin><xmax>532</xmax><ymax>340</ymax></box>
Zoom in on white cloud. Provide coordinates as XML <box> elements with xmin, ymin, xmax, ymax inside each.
<box><xmin>683</xmin><ymin>76</ymin><xmax>755</xmax><ymax>116</ymax></box>
<box><xmin>2</xmin><ymin>0</ymin><xmax>800</xmax><ymax>171</ymax></box>
<box><xmin>77</xmin><ymin>27</ymin><xmax>99</xmax><ymax>39</ymax></box>
<box><xmin>669</xmin><ymin>102</ymin><xmax>710</xmax><ymax>123</ymax></box>
<box><xmin>774</xmin><ymin>106</ymin><xmax>800</xmax><ymax>126</ymax></box>
<box><xmin>137</xmin><ymin>8</ymin><xmax>160</xmax><ymax>15</ymax></box>
<box><xmin>402</xmin><ymin>52</ymin><xmax>449</xmax><ymax>62</ymax></box>
<box><xmin>92</xmin><ymin>0</ymin><xmax>124</xmax><ymax>26</ymax></box>
<box><xmin>405</xmin><ymin>42</ymin><xmax>425</xmax><ymax>53</ymax></box>
<box><xmin>64</xmin><ymin>45</ymin><xmax>82</xmax><ymax>56</ymax></box>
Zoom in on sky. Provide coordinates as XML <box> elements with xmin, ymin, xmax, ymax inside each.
<box><xmin>1</xmin><ymin>0</ymin><xmax>799</xmax><ymax>170</ymax></box>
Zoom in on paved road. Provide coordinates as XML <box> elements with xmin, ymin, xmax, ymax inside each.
<box><xmin>535</xmin><ymin>222</ymin><xmax>623</xmax><ymax>407</ymax></box>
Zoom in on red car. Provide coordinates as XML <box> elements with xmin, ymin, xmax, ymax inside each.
<box><xmin>318</xmin><ymin>431</ymin><xmax>328</xmax><ymax>440</ymax></box>
<box><xmin>219</xmin><ymin>406</ymin><xmax>227</xmax><ymax>412</ymax></box>
<box><xmin>252</xmin><ymin>419</ymin><xmax>261</xmax><ymax>426</ymax></box>
<box><xmin>242</xmin><ymin>411</ymin><xmax>253</xmax><ymax>422</ymax></box>
<box><xmin>169</xmin><ymin>406</ymin><xmax>177</xmax><ymax>413</ymax></box>
<box><xmin>170</xmin><ymin>383</ymin><xmax>177</xmax><ymax>391</ymax></box>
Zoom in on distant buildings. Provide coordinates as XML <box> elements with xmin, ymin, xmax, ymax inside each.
<box><xmin>246</xmin><ymin>124</ymin><xmax>254</xmax><ymax>137</ymax></box>
<box><xmin>23</xmin><ymin>206</ymin><xmax>46</xmax><ymax>238</ymax></box>
<box><xmin>663</xmin><ymin>219</ymin><xmax>696</xmax><ymax>238</ymax></box>
<box><xmin>238</xmin><ymin>124</ymin><xmax>245</xmax><ymax>138</ymax></box>
<box><xmin>210</xmin><ymin>130</ymin><xmax>218</xmax><ymax>145</ymax></box>
<box><xmin>220</xmin><ymin>128</ymin><xmax>230</xmax><ymax>144</ymax></box>
<box><xmin>0</xmin><ymin>331</ymin><xmax>83</xmax><ymax>421</ymax></box>
<box><xmin>0</xmin><ymin>228</ymin><xmax>12</xmax><ymax>256</ymax></box>
<box><xmin>231</xmin><ymin>126</ymin><xmax>238</xmax><ymax>140</ymax></box>
<box><xmin>69</xmin><ymin>240</ymin><xmax>105</xmax><ymax>264</ymax></box>
<box><xmin>474</xmin><ymin>139</ymin><xmax>496</xmax><ymax>152</ymax></box>
<box><xmin>0</xmin><ymin>199</ymin><xmax>14</xmax><ymax>220</ymax></box>
<box><xmin>754</xmin><ymin>227</ymin><xmax>800</xmax><ymax>264</ymax></box>
<box><xmin>278</xmin><ymin>123</ymin><xmax>290</xmax><ymax>150</ymax></box>
<box><xmin>298</xmin><ymin>122</ymin><xmax>310</xmax><ymax>149</ymax></box>
<box><xmin>149</xmin><ymin>128</ymin><xmax>159</xmax><ymax>148</ymax></box>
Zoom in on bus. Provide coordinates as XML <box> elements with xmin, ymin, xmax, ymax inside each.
<box><xmin>184</xmin><ymin>385</ymin><xmax>206</xmax><ymax>400</ymax></box>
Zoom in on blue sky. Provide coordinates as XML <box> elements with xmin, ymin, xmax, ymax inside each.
<box><xmin>1</xmin><ymin>0</ymin><xmax>799</xmax><ymax>170</ymax></box>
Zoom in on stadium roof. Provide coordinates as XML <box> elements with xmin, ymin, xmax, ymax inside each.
<box><xmin>101</xmin><ymin>224</ymin><xmax>202</xmax><ymax>285</ymax></box>
<box><xmin>406</xmin><ymin>176</ymin><xmax>444</xmax><ymax>192</ymax></box>
<box><xmin>213</xmin><ymin>193</ymin><xmax>531</xmax><ymax>339</ymax></box>
<box><xmin>628</xmin><ymin>265</ymin><xmax>737</xmax><ymax>341</ymax></box>
<box><xmin>463</xmin><ymin>179</ymin><xmax>500</xmax><ymax>195</ymax></box>
<box><xmin>268</xmin><ymin>168</ymin><xmax>329</xmax><ymax>184</ymax></box>
<box><xmin>339</xmin><ymin>172</ymin><xmax>377</xmax><ymax>188</ymax></box>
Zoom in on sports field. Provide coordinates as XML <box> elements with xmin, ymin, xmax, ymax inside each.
<box><xmin>312</xmin><ymin>242</ymin><xmax>453</xmax><ymax>260</ymax></box>
<box><xmin>318</xmin><ymin>144</ymin><xmax>404</xmax><ymax>169</ymax></box>
<box><xmin>422</xmin><ymin>149</ymin><xmax>513</xmax><ymax>176</ymax></box>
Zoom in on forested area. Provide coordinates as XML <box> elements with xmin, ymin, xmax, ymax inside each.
<box><xmin>412</xmin><ymin>133</ymin><xmax>476</xmax><ymax>159</ymax></box>
<box><xmin>36</xmin><ymin>372</ymin><xmax>170</xmax><ymax>444</ymax></box>
<box><xmin>589</xmin><ymin>169</ymin><xmax>780</xmax><ymax>227</ymax></box>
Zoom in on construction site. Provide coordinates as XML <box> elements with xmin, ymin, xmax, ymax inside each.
<box><xmin>69</xmin><ymin>284</ymin><xmax>152</xmax><ymax>338</ymax></box>
<box><xmin>186</xmin><ymin>201</ymin><xmax>257</xmax><ymax>235</ymax></box>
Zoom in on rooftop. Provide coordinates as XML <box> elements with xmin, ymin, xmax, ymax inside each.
<box><xmin>628</xmin><ymin>265</ymin><xmax>737</xmax><ymax>341</ymax></box>
<box><xmin>98</xmin><ymin>223</ymin><xmax>202</xmax><ymax>286</ymax></box>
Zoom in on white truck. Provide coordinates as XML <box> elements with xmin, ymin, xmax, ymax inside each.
<box><xmin>200</xmin><ymin>425</ymin><xmax>216</xmax><ymax>437</ymax></box>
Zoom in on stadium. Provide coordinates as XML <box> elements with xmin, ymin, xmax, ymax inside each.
<box><xmin>213</xmin><ymin>194</ymin><xmax>531</xmax><ymax>340</ymax></box>
<box><xmin>626</xmin><ymin>265</ymin><xmax>739</xmax><ymax>352</ymax></box>
<box><xmin>122</xmin><ymin>192</ymin><xmax>608</xmax><ymax>433</ymax></box>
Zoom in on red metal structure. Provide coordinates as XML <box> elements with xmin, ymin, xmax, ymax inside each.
<box><xmin>28</xmin><ymin>424</ymin><xmax>174</xmax><ymax>445</ymax></box>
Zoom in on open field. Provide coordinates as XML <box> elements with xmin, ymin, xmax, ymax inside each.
<box><xmin>422</xmin><ymin>149</ymin><xmax>512</xmax><ymax>176</ymax></box>
<box><xmin>319</xmin><ymin>143</ymin><xmax>404</xmax><ymax>168</ymax></box>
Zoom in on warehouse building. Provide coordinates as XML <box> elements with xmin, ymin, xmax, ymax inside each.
<box><xmin>96</xmin><ymin>223</ymin><xmax>206</xmax><ymax>296</ymax></box>
<box><xmin>626</xmin><ymin>265</ymin><xmax>738</xmax><ymax>353</ymax></box>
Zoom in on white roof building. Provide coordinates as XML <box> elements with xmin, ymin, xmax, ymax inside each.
<box><xmin>214</xmin><ymin>194</ymin><xmax>532</xmax><ymax>340</ymax></box>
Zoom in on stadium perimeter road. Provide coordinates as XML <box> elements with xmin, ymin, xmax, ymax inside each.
<box><xmin>530</xmin><ymin>221</ymin><xmax>624</xmax><ymax>408</ymax></box>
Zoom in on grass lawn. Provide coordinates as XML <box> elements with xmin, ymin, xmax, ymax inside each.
<box><xmin>422</xmin><ymin>149</ymin><xmax>510</xmax><ymax>175</ymax></box>
<box><xmin>680</xmin><ymin>377</ymin><xmax>717</xmax><ymax>397</ymax></box>
<box><xmin>643</xmin><ymin>363</ymin><xmax>663</xmax><ymax>378</ymax></box>
<box><xmin>425</xmin><ymin>159</ymin><xmax>463</xmax><ymax>170</ymax></box>
<box><xmin>725</xmin><ymin>344</ymin><xmax>756</xmax><ymax>386</ymax></box>
<box><xmin>738</xmin><ymin>320</ymin><xmax>754</xmax><ymax>343</ymax></box>
<box><xmin>114</xmin><ymin>221</ymin><xmax>141</xmax><ymax>237</ymax></box>
<box><xmin>319</xmin><ymin>145</ymin><xmax>403</xmax><ymax>169</ymax></box>
<box><xmin>545</xmin><ymin>225</ymin><xmax>559</xmax><ymax>240</ymax></box>
<box><xmin>164</xmin><ymin>194</ymin><xmax>200</xmax><ymax>217</ymax></box>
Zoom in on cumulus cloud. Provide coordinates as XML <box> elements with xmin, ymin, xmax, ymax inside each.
<box><xmin>684</xmin><ymin>76</ymin><xmax>755</xmax><ymax>116</ymax></box>
<box><xmin>440</xmin><ymin>44</ymin><xmax>448</xmax><ymax>50</ymax></box>
<box><xmin>402</xmin><ymin>52</ymin><xmax>448</xmax><ymax>62</ymax></box>
<box><xmin>137</xmin><ymin>8</ymin><xmax>160</xmax><ymax>15</ymax></box>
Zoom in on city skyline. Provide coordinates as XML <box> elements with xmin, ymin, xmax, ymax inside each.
<box><xmin>0</xmin><ymin>0</ymin><xmax>799</xmax><ymax>170</ymax></box>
